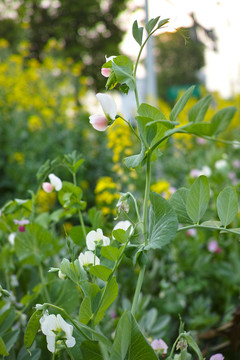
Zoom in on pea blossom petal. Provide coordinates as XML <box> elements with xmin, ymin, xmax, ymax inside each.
<box><xmin>89</xmin><ymin>115</ymin><xmax>108</xmax><ymax>131</ymax></box>
<box><xmin>42</xmin><ymin>182</ymin><xmax>54</xmax><ymax>193</ymax></box>
<box><xmin>86</xmin><ymin>228</ymin><xmax>110</xmax><ymax>250</ymax></box>
<box><xmin>49</xmin><ymin>173</ymin><xmax>62</xmax><ymax>191</ymax></box>
<box><xmin>96</xmin><ymin>93</ymin><xmax>117</xmax><ymax>121</ymax></box>
<box><xmin>78</xmin><ymin>251</ymin><xmax>100</xmax><ymax>267</ymax></box>
<box><xmin>40</xmin><ymin>314</ymin><xmax>75</xmax><ymax>353</ymax></box>
<box><xmin>210</xmin><ymin>354</ymin><xmax>224</xmax><ymax>360</ymax></box>
<box><xmin>101</xmin><ymin>68</ymin><xmax>111</xmax><ymax>78</ymax></box>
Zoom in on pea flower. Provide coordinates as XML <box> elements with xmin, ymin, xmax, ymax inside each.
<box><xmin>113</xmin><ymin>220</ymin><xmax>133</xmax><ymax>235</ymax></box>
<box><xmin>14</xmin><ymin>219</ymin><xmax>30</xmax><ymax>232</ymax></box>
<box><xmin>151</xmin><ymin>338</ymin><xmax>168</xmax><ymax>355</ymax></box>
<box><xmin>209</xmin><ymin>354</ymin><xmax>224</xmax><ymax>360</ymax></box>
<box><xmin>89</xmin><ymin>93</ymin><xmax>117</xmax><ymax>131</ymax></box>
<box><xmin>208</xmin><ymin>240</ymin><xmax>222</xmax><ymax>253</ymax></box>
<box><xmin>40</xmin><ymin>313</ymin><xmax>75</xmax><ymax>353</ymax></box>
<box><xmin>86</xmin><ymin>228</ymin><xmax>110</xmax><ymax>250</ymax></box>
<box><xmin>8</xmin><ymin>232</ymin><xmax>16</xmax><ymax>245</ymax></box>
<box><xmin>78</xmin><ymin>250</ymin><xmax>100</xmax><ymax>267</ymax></box>
<box><xmin>42</xmin><ymin>173</ymin><xmax>62</xmax><ymax>193</ymax></box>
<box><xmin>101</xmin><ymin>67</ymin><xmax>111</xmax><ymax>78</ymax></box>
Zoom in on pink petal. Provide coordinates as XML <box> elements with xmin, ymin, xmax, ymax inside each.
<box><xmin>89</xmin><ymin>115</ymin><xmax>108</xmax><ymax>131</ymax></box>
<box><xmin>42</xmin><ymin>182</ymin><xmax>54</xmax><ymax>193</ymax></box>
<box><xmin>101</xmin><ymin>68</ymin><xmax>111</xmax><ymax>77</ymax></box>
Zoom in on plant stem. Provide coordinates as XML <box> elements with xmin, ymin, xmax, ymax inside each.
<box><xmin>119</xmin><ymin>115</ymin><xmax>140</xmax><ymax>141</ymax></box>
<box><xmin>72</xmin><ymin>172</ymin><xmax>86</xmax><ymax>238</ymax></box>
<box><xmin>63</xmin><ymin>340</ymin><xmax>75</xmax><ymax>360</ymax></box>
<box><xmin>131</xmin><ymin>154</ymin><xmax>151</xmax><ymax>315</ymax></box>
<box><xmin>143</xmin><ymin>155</ymin><xmax>151</xmax><ymax>246</ymax></box>
<box><xmin>38</xmin><ymin>264</ymin><xmax>50</xmax><ymax>302</ymax></box>
<box><xmin>131</xmin><ymin>264</ymin><xmax>146</xmax><ymax>316</ymax></box>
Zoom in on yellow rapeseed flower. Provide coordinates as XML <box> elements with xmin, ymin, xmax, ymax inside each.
<box><xmin>28</xmin><ymin>115</ymin><xmax>43</xmax><ymax>132</ymax></box>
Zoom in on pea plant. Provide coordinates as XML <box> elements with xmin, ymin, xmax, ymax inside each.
<box><xmin>0</xmin><ymin>16</ymin><xmax>239</xmax><ymax>360</ymax></box>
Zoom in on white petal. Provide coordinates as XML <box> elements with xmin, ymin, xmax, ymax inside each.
<box><xmin>46</xmin><ymin>335</ymin><xmax>56</xmax><ymax>353</ymax></box>
<box><xmin>41</xmin><ymin>314</ymin><xmax>58</xmax><ymax>335</ymax></box>
<box><xmin>66</xmin><ymin>336</ymin><xmax>76</xmax><ymax>348</ymax></box>
<box><xmin>102</xmin><ymin>236</ymin><xmax>110</xmax><ymax>246</ymax></box>
<box><xmin>96</xmin><ymin>93</ymin><xmax>117</xmax><ymax>120</ymax></box>
<box><xmin>57</xmin><ymin>314</ymin><xmax>73</xmax><ymax>339</ymax></box>
<box><xmin>49</xmin><ymin>174</ymin><xmax>62</xmax><ymax>191</ymax></box>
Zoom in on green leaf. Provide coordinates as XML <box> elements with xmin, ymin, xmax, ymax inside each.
<box><xmin>110</xmin><ymin>311</ymin><xmax>158</xmax><ymax>360</ymax></box>
<box><xmin>94</xmin><ymin>277</ymin><xmax>118</xmax><ymax>325</ymax></box>
<box><xmin>145</xmin><ymin>16</ymin><xmax>160</xmax><ymax>34</ymax></box>
<box><xmin>188</xmin><ymin>94</ymin><xmax>212</xmax><ymax>123</ymax></box>
<box><xmin>124</xmin><ymin>145</ymin><xmax>146</xmax><ymax>168</ymax></box>
<box><xmin>158</xmin><ymin>18</ymin><xmax>170</xmax><ymax>28</ymax></box>
<box><xmin>88</xmin><ymin>207</ymin><xmax>102</xmax><ymax>229</ymax></box>
<box><xmin>210</xmin><ymin>106</ymin><xmax>237</xmax><ymax>135</ymax></box>
<box><xmin>217</xmin><ymin>186</ymin><xmax>239</xmax><ymax>227</ymax></box>
<box><xmin>58</xmin><ymin>181</ymin><xmax>83</xmax><ymax>209</ymax></box>
<box><xmin>128</xmin><ymin>312</ymin><xmax>158</xmax><ymax>359</ymax></box>
<box><xmin>79</xmin><ymin>297</ymin><xmax>93</xmax><ymax>325</ymax></box>
<box><xmin>15</xmin><ymin>224</ymin><xmax>56</xmax><ymax>265</ymax></box>
<box><xmin>112</xmin><ymin>227</ymin><xmax>132</xmax><ymax>244</ymax></box>
<box><xmin>112</xmin><ymin>55</ymin><xmax>135</xmax><ymax>91</ymax></box>
<box><xmin>101</xmin><ymin>246</ymin><xmax>121</xmax><ymax>262</ymax></box>
<box><xmin>186</xmin><ymin>176</ymin><xmax>209</xmax><ymax>224</ymax></box>
<box><xmin>169</xmin><ymin>188</ymin><xmax>192</xmax><ymax>224</ymax></box>
<box><xmin>138</xmin><ymin>103</ymin><xmax>166</xmax><ymax>120</ymax></box>
<box><xmin>24</xmin><ymin>310</ymin><xmax>42</xmax><ymax>349</ymax></box>
<box><xmin>60</xmin><ymin>258</ymin><xmax>85</xmax><ymax>284</ymax></box>
<box><xmin>146</xmin><ymin>192</ymin><xmax>178</xmax><ymax>250</ymax></box>
<box><xmin>132</xmin><ymin>20</ymin><xmax>143</xmax><ymax>46</ymax></box>
<box><xmin>81</xmin><ymin>340</ymin><xmax>104</xmax><ymax>360</ymax></box>
<box><xmin>89</xmin><ymin>265</ymin><xmax>112</xmax><ymax>281</ymax></box>
<box><xmin>181</xmin><ymin>122</ymin><xmax>213</xmax><ymax>137</ymax></box>
<box><xmin>183</xmin><ymin>333</ymin><xmax>203</xmax><ymax>360</ymax></box>
<box><xmin>0</xmin><ymin>336</ymin><xmax>8</xmax><ymax>356</ymax></box>
<box><xmin>110</xmin><ymin>312</ymin><xmax>131</xmax><ymax>360</ymax></box>
<box><xmin>170</xmin><ymin>85</ymin><xmax>195</xmax><ymax>122</ymax></box>
<box><xmin>69</xmin><ymin>226</ymin><xmax>87</xmax><ymax>246</ymax></box>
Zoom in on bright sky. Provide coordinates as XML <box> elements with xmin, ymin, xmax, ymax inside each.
<box><xmin>121</xmin><ymin>0</ymin><xmax>240</xmax><ymax>98</ymax></box>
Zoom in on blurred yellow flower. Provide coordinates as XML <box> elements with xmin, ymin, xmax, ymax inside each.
<box><xmin>28</xmin><ymin>115</ymin><xmax>43</xmax><ymax>132</ymax></box>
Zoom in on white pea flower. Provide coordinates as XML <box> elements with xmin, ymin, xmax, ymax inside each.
<box><xmin>78</xmin><ymin>251</ymin><xmax>100</xmax><ymax>267</ymax></box>
<box><xmin>89</xmin><ymin>93</ymin><xmax>117</xmax><ymax>131</ymax></box>
<box><xmin>215</xmin><ymin>159</ymin><xmax>228</xmax><ymax>170</ymax></box>
<box><xmin>40</xmin><ymin>314</ymin><xmax>75</xmax><ymax>353</ymax></box>
<box><xmin>42</xmin><ymin>173</ymin><xmax>62</xmax><ymax>193</ymax></box>
<box><xmin>8</xmin><ymin>232</ymin><xmax>16</xmax><ymax>245</ymax></box>
<box><xmin>86</xmin><ymin>228</ymin><xmax>110</xmax><ymax>250</ymax></box>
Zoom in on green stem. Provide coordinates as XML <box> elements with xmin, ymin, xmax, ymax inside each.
<box><xmin>72</xmin><ymin>172</ymin><xmax>87</xmax><ymax>238</ymax></box>
<box><xmin>51</xmin><ymin>353</ymin><xmax>56</xmax><ymax>360</ymax></box>
<box><xmin>178</xmin><ymin>224</ymin><xmax>239</xmax><ymax>236</ymax></box>
<box><xmin>131</xmin><ymin>265</ymin><xmax>146</xmax><ymax>316</ymax></box>
<box><xmin>143</xmin><ymin>155</ymin><xmax>151</xmax><ymax>245</ymax></box>
<box><xmin>119</xmin><ymin>115</ymin><xmax>140</xmax><ymax>141</ymax></box>
<box><xmin>63</xmin><ymin>340</ymin><xmax>74</xmax><ymax>360</ymax></box>
<box><xmin>131</xmin><ymin>154</ymin><xmax>151</xmax><ymax>315</ymax></box>
<box><xmin>133</xmin><ymin>26</ymin><xmax>163</xmax><ymax>108</ymax></box>
<box><xmin>38</xmin><ymin>264</ymin><xmax>50</xmax><ymax>302</ymax></box>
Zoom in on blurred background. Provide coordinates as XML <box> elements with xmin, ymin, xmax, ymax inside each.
<box><xmin>0</xmin><ymin>0</ymin><xmax>239</xmax><ymax>205</ymax></box>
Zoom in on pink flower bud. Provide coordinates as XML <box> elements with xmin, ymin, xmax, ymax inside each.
<box><xmin>42</xmin><ymin>182</ymin><xmax>54</xmax><ymax>193</ymax></box>
<box><xmin>101</xmin><ymin>67</ymin><xmax>111</xmax><ymax>78</ymax></box>
<box><xmin>19</xmin><ymin>225</ymin><xmax>25</xmax><ymax>232</ymax></box>
<box><xmin>89</xmin><ymin>115</ymin><xmax>108</xmax><ymax>131</ymax></box>
<box><xmin>186</xmin><ymin>228</ymin><xmax>197</xmax><ymax>237</ymax></box>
